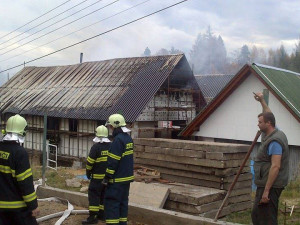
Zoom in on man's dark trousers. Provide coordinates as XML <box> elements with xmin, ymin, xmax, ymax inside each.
<box><xmin>251</xmin><ymin>187</ymin><xmax>283</xmax><ymax>225</ymax></box>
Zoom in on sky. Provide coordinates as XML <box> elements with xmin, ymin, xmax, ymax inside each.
<box><xmin>0</xmin><ymin>0</ymin><xmax>299</xmax><ymax>84</ymax></box>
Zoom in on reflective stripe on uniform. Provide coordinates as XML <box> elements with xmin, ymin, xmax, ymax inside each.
<box><xmin>106</xmin><ymin>168</ymin><xmax>115</xmax><ymax>175</ymax></box>
<box><xmin>0</xmin><ymin>200</ymin><xmax>26</xmax><ymax>209</ymax></box>
<box><xmin>108</xmin><ymin>153</ymin><xmax>121</xmax><ymax>160</ymax></box>
<box><xmin>122</xmin><ymin>150</ymin><xmax>133</xmax><ymax>157</ymax></box>
<box><xmin>92</xmin><ymin>174</ymin><xmax>105</xmax><ymax>179</ymax></box>
<box><xmin>109</xmin><ymin>175</ymin><xmax>134</xmax><ymax>183</ymax></box>
<box><xmin>16</xmin><ymin>168</ymin><xmax>32</xmax><ymax>182</ymax></box>
<box><xmin>95</xmin><ymin>156</ymin><xmax>107</xmax><ymax>162</ymax></box>
<box><xmin>120</xmin><ymin>217</ymin><xmax>127</xmax><ymax>222</ymax></box>
<box><xmin>23</xmin><ymin>191</ymin><xmax>37</xmax><ymax>202</ymax></box>
<box><xmin>114</xmin><ymin>176</ymin><xmax>134</xmax><ymax>182</ymax></box>
<box><xmin>89</xmin><ymin>205</ymin><xmax>99</xmax><ymax>211</ymax></box>
<box><xmin>106</xmin><ymin>219</ymin><xmax>120</xmax><ymax>224</ymax></box>
<box><xmin>86</xmin><ymin>165</ymin><xmax>92</xmax><ymax>170</ymax></box>
<box><xmin>0</xmin><ymin>165</ymin><xmax>15</xmax><ymax>176</ymax></box>
<box><xmin>87</xmin><ymin>157</ymin><xmax>95</xmax><ymax>164</ymax></box>
<box><xmin>99</xmin><ymin>204</ymin><xmax>104</xmax><ymax>210</ymax></box>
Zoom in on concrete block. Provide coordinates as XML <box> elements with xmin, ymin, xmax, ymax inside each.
<box><xmin>129</xmin><ymin>182</ymin><xmax>169</xmax><ymax>208</ymax></box>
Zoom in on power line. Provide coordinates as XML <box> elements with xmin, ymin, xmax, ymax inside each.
<box><xmin>0</xmin><ymin>0</ymin><xmax>71</xmax><ymax>40</ymax></box>
<box><xmin>0</xmin><ymin>0</ymin><xmax>151</xmax><ymax>64</ymax></box>
<box><xmin>0</xmin><ymin>0</ymin><xmax>106</xmax><ymax>53</ymax></box>
<box><xmin>0</xmin><ymin>0</ymin><xmax>188</xmax><ymax>74</ymax></box>
<box><xmin>0</xmin><ymin>0</ymin><xmax>89</xmax><ymax>47</ymax></box>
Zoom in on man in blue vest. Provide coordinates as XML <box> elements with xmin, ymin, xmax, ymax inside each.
<box><xmin>82</xmin><ymin>125</ymin><xmax>111</xmax><ymax>224</ymax></box>
<box><xmin>0</xmin><ymin>114</ymin><xmax>39</xmax><ymax>225</ymax></box>
<box><xmin>102</xmin><ymin>114</ymin><xmax>134</xmax><ymax>225</ymax></box>
<box><xmin>252</xmin><ymin>92</ymin><xmax>289</xmax><ymax>225</ymax></box>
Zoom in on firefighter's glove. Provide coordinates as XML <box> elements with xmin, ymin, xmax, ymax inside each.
<box><xmin>102</xmin><ymin>177</ymin><xmax>109</xmax><ymax>187</ymax></box>
<box><xmin>86</xmin><ymin>170</ymin><xmax>91</xmax><ymax>180</ymax></box>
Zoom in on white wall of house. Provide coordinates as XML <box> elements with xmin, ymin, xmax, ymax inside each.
<box><xmin>193</xmin><ymin>73</ymin><xmax>300</xmax><ymax>146</ymax></box>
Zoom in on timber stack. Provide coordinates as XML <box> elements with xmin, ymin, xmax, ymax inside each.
<box><xmin>133</xmin><ymin>138</ymin><xmax>252</xmax><ymax>218</ymax></box>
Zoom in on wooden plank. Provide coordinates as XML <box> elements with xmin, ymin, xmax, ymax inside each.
<box><xmin>134</xmin><ymin>145</ymin><xmax>145</xmax><ymax>152</ymax></box>
<box><xmin>166</xmin><ymin>194</ymin><xmax>251</xmax><ymax>214</ymax></box>
<box><xmin>134</xmin><ymin>159</ymin><xmax>250</xmax><ymax>176</ymax></box>
<box><xmin>206</xmin><ymin>152</ymin><xmax>247</xmax><ymax>160</ymax></box>
<box><xmin>129</xmin><ymin>182</ymin><xmax>169</xmax><ymax>208</ymax></box>
<box><xmin>168</xmin><ymin>187</ymin><xmax>251</xmax><ymax>206</ymax></box>
<box><xmin>161</xmin><ymin>174</ymin><xmax>252</xmax><ymax>190</ymax></box>
<box><xmin>133</xmin><ymin>138</ymin><xmax>249</xmax><ymax>153</ymax></box>
<box><xmin>139</xmin><ymin>164</ymin><xmax>252</xmax><ymax>183</ymax></box>
<box><xmin>144</xmin><ymin>146</ymin><xmax>205</xmax><ymax>158</ymax></box>
<box><xmin>200</xmin><ymin>201</ymin><xmax>252</xmax><ymax>219</ymax></box>
<box><xmin>135</xmin><ymin>152</ymin><xmax>250</xmax><ymax>168</ymax></box>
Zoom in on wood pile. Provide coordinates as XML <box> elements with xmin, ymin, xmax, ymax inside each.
<box><xmin>133</xmin><ymin>138</ymin><xmax>253</xmax><ymax>218</ymax></box>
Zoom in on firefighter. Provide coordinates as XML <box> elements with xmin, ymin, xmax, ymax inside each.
<box><xmin>0</xmin><ymin>114</ymin><xmax>39</xmax><ymax>225</ymax></box>
<box><xmin>82</xmin><ymin>125</ymin><xmax>111</xmax><ymax>224</ymax></box>
<box><xmin>102</xmin><ymin>114</ymin><xmax>134</xmax><ymax>225</ymax></box>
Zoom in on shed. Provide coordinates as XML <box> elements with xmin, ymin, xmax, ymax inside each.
<box><xmin>0</xmin><ymin>54</ymin><xmax>206</xmax><ymax>158</ymax></box>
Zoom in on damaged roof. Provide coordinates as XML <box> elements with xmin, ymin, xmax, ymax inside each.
<box><xmin>180</xmin><ymin>63</ymin><xmax>300</xmax><ymax>137</ymax></box>
<box><xmin>195</xmin><ymin>74</ymin><xmax>234</xmax><ymax>102</ymax></box>
<box><xmin>0</xmin><ymin>54</ymin><xmax>201</xmax><ymax>122</ymax></box>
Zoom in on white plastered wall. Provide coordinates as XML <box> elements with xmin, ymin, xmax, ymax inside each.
<box><xmin>193</xmin><ymin>73</ymin><xmax>300</xmax><ymax>146</ymax></box>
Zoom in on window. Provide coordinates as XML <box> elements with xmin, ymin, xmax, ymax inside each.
<box><xmin>69</xmin><ymin>119</ymin><xmax>78</xmax><ymax>132</ymax></box>
<box><xmin>47</xmin><ymin>117</ymin><xmax>60</xmax><ymax>131</ymax></box>
<box><xmin>47</xmin><ymin>117</ymin><xmax>60</xmax><ymax>145</ymax></box>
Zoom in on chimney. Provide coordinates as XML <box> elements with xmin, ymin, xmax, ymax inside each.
<box><xmin>80</xmin><ymin>53</ymin><xmax>83</xmax><ymax>63</ymax></box>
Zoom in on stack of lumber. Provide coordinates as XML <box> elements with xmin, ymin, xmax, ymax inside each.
<box><xmin>133</xmin><ymin>138</ymin><xmax>253</xmax><ymax>218</ymax></box>
<box><xmin>134</xmin><ymin>138</ymin><xmax>252</xmax><ymax>190</ymax></box>
<box><xmin>156</xmin><ymin>183</ymin><xmax>252</xmax><ymax>218</ymax></box>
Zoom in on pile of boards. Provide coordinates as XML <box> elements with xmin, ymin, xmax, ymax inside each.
<box><xmin>133</xmin><ymin>138</ymin><xmax>253</xmax><ymax>218</ymax></box>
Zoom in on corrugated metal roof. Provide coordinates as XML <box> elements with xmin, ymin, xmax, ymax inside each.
<box><xmin>0</xmin><ymin>54</ymin><xmax>189</xmax><ymax>122</ymax></box>
<box><xmin>195</xmin><ymin>74</ymin><xmax>234</xmax><ymax>101</ymax></box>
<box><xmin>251</xmin><ymin>63</ymin><xmax>300</xmax><ymax>118</ymax></box>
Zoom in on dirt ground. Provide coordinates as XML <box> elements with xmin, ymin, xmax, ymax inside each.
<box><xmin>38</xmin><ymin>201</ymin><xmax>94</xmax><ymax>225</ymax></box>
<box><xmin>37</xmin><ymin>200</ymin><xmax>145</xmax><ymax>225</ymax></box>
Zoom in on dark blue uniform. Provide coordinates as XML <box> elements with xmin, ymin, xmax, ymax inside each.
<box><xmin>86</xmin><ymin>142</ymin><xmax>111</xmax><ymax>219</ymax></box>
<box><xmin>0</xmin><ymin>141</ymin><xmax>38</xmax><ymax>225</ymax></box>
<box><xmin>104</xmin><ymin>128</ymin><xmax>134</xmax><ymax>225</ymax></box>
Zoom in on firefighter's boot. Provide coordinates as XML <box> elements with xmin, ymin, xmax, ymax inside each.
<box><xmin>82</xmin><ymin>214</ymin><xmax>98</xmax><ymax>224</ymax></box>
<box><xmin>98</xmin><ymin>210</ymin><xmax>105</xmax><ymax>221</ymax></box>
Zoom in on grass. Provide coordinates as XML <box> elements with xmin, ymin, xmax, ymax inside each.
<box><xmin>32</xmin><ymin>166</ymin><xmax>87</xmax><ymax>192</ymax></box>
<box><xmin>223</xmin><ymin>178</ymin><xmax>300</xmax><ymax>225</ymax></box>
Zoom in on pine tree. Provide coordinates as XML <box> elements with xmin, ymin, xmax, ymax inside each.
<box><xmin>143</xmin><ymin>47</ymin><xmax>151</xmax><ymax>56</ymax></box>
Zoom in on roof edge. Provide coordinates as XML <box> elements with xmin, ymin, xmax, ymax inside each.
<box><xmin>253</xmin><ymin>63</ymin><xmax>300</xmax><ymax>76</ymax></box>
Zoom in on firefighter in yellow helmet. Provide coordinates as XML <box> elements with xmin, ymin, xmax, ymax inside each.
<box><xmin>103</xmin><ymin>114</ymin><xmax>134</xmax><ymax>225</ymax></box>
<box><xmin>0</xmin><ymin>114</ymin><xmax>39</xmax><ymax>225</ymax></box>
<box><xmin>82</xmin><ymin>125</ymin><xmax>111</xmax><ymax>224</ymax></box>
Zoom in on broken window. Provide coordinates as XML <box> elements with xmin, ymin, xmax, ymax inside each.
<box><xmin>69</xmin><ymin>119</ymin><xmax>78</xmax><ymax>132</ymax></box>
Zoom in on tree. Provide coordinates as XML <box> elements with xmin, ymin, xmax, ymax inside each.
<box><xmin>155</xmin><ymin>48</ymin><xmax>169</xmax><ymax>55</ymax></box>
<box><xmin>238</xmin><ymin>45</ymin><xmax>250</xmax><ymax>66</ymax></box>
<box><xmin>143</xmin><ymin>47</ymin><xmax>151</xmax><ymax>56</ymax></box>
<box><xmin>291</xmin><ymin>38</ymin><xmax>300</xmax><ymax>72</ymax></box>
<box><xmin>190</xmin><ymin>26</ymin><xmax>228</xmax><ymax>74</ymax></box>
<box><xmin>169</xmin><ymin>46</ymin><xmax>182</xmax><ymax>54</ymax></box>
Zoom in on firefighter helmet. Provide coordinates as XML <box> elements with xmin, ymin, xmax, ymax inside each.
<box><xmin>6</xmin><ymin>114</ymin><xmax>27</xmax><ymax>136</ymax></box>
<box><xmin>106</xmin><ymin>114</ymin><xmax>126</xmax><ymax>128</ymax></box>
<box><xmin>95</xmin><ymin>125</ymin><xmax>108</xmax><ymax>137</ymax></box>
